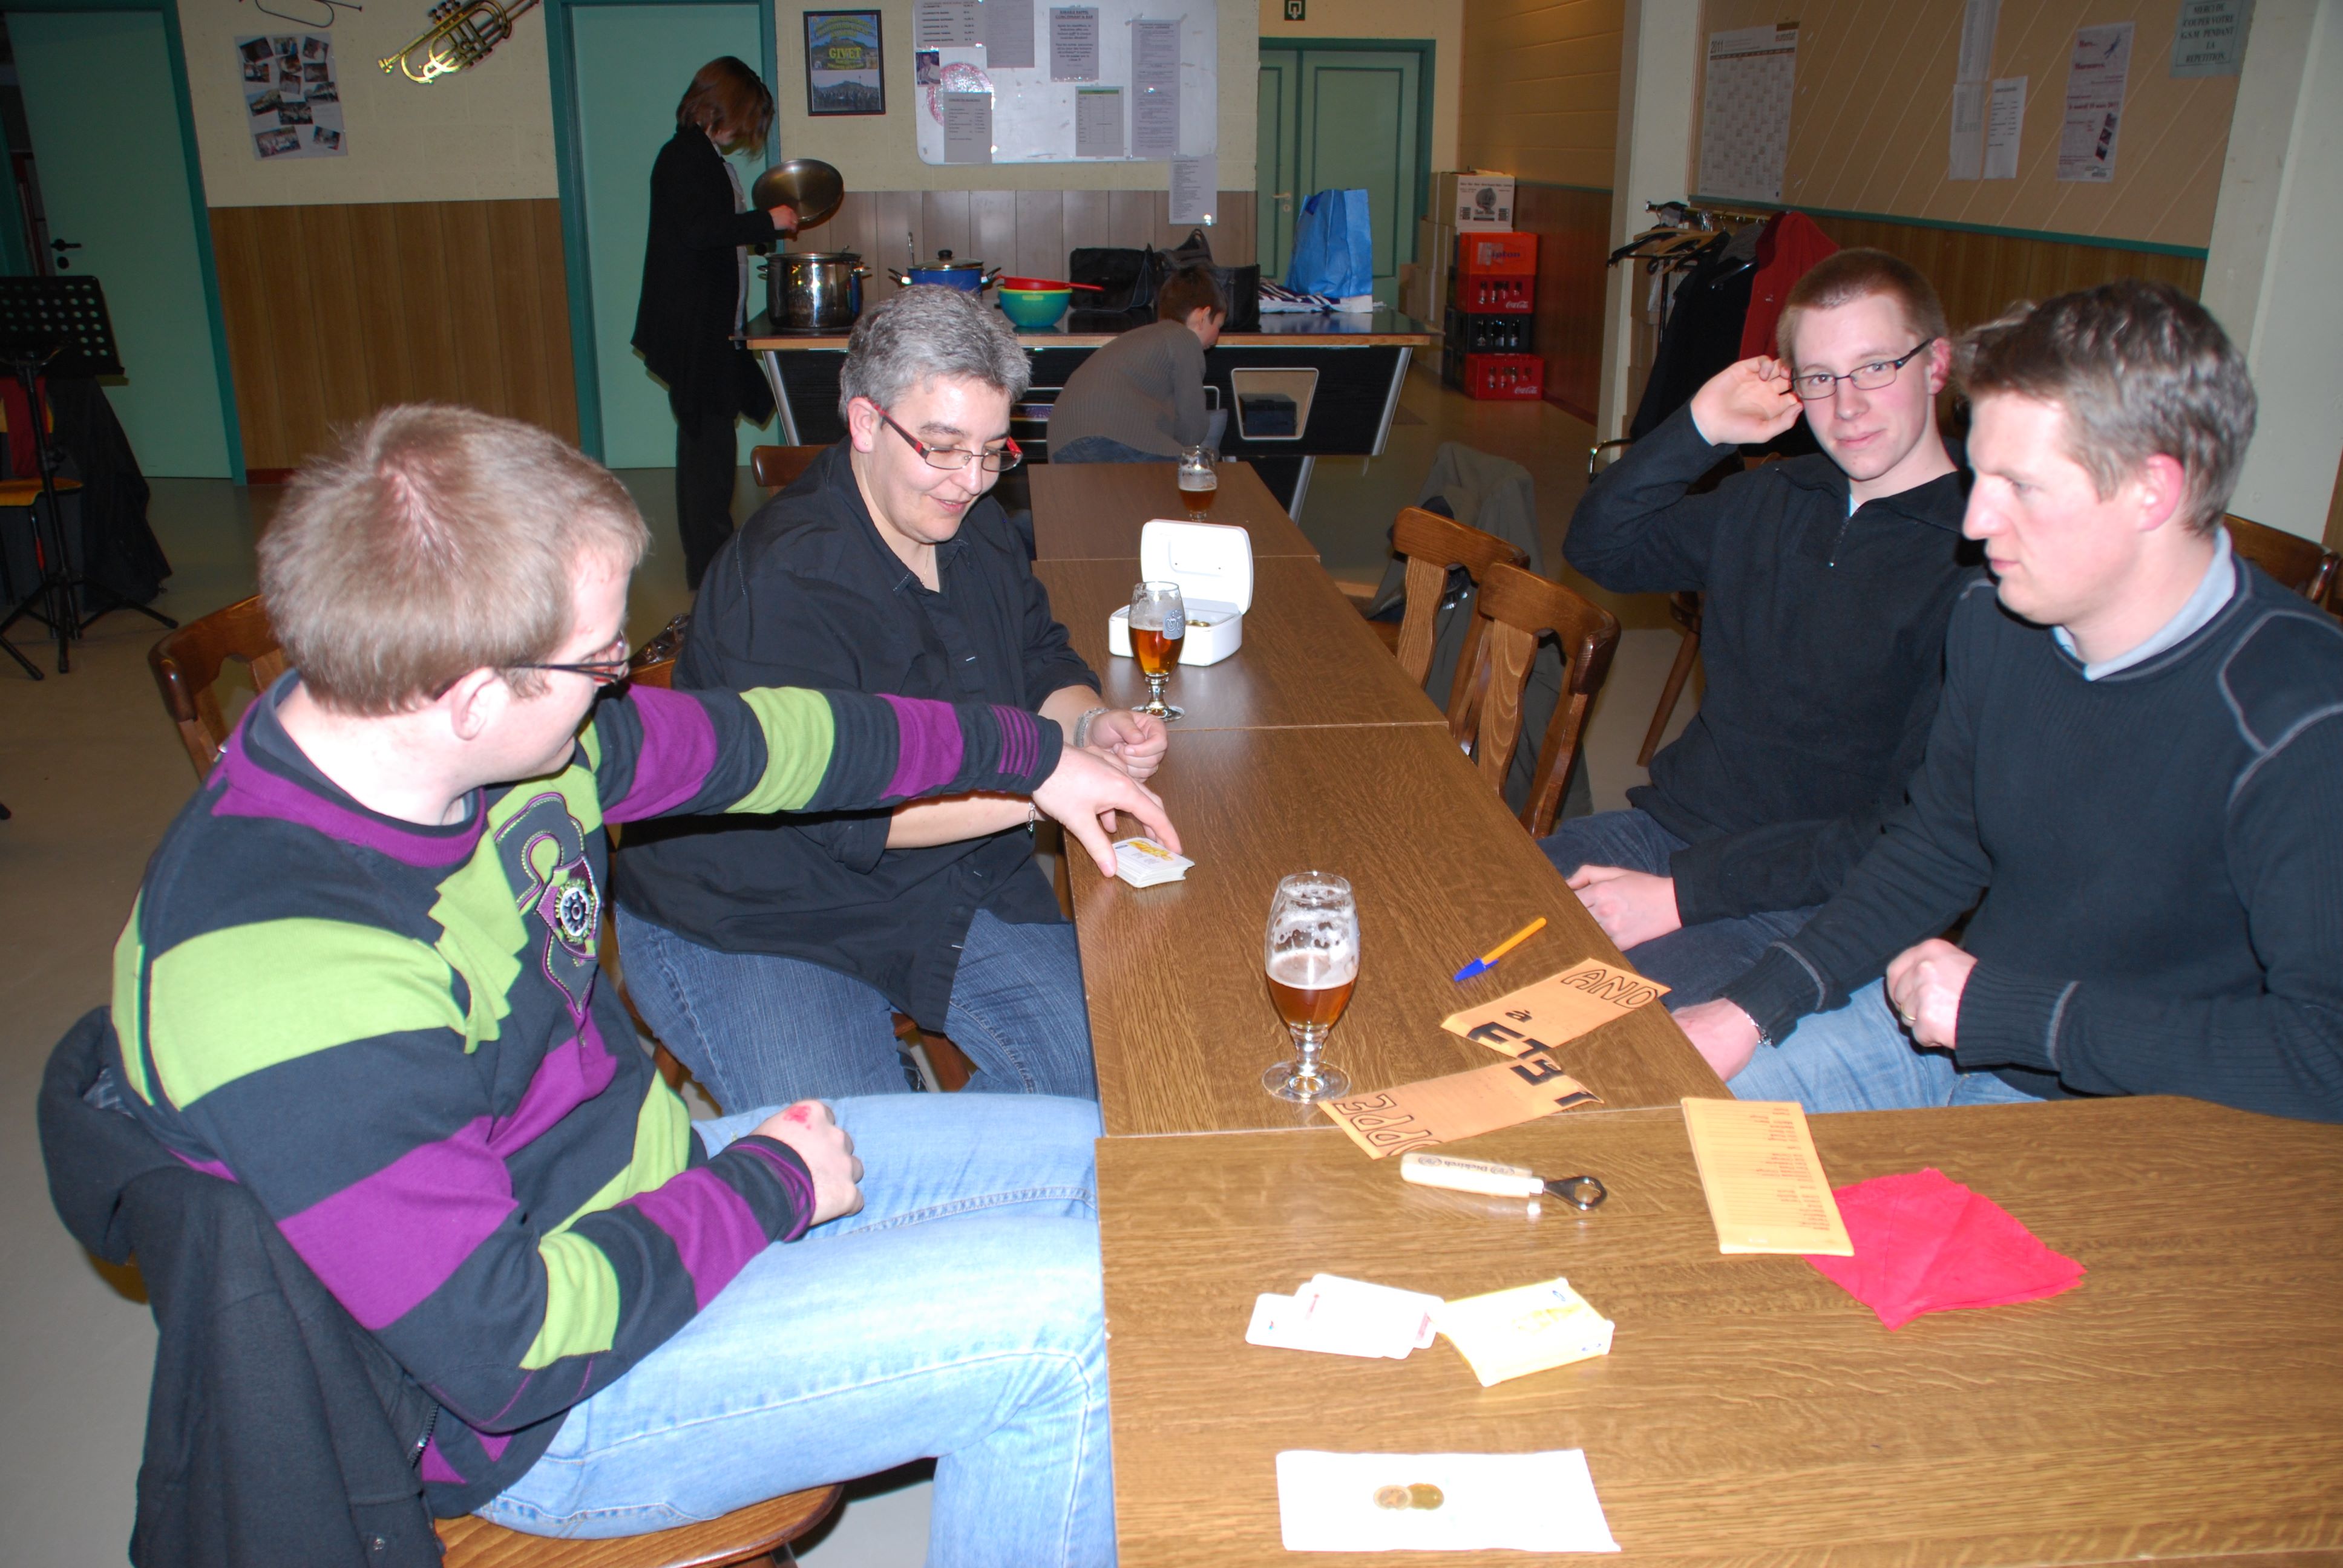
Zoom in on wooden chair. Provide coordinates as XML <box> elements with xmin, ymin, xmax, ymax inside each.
<box><xmin>436</xmin><ymin>1485</ymin><xmax>841</xmax><ymax>1567</ymax></box>
<box><xmin>1455</xmin><ymin>562</ymin><xmax>1622</xmax><ymax>838</ymax></box>
<box><xmin>1636</xmin><ymin>590</ymin><xmax>1702</xmax><ymax>766</ymax></box>
<box><xmin>1387</xmin><ymin>506</ymin><xmax>1530</xmax><ymax>722</ymax></box>
<box><xmin>148</xmin><ymin>595</ymin><xmax>287</xmax><ymax>776</ymax></box>
<box><xmin>750</xmin><ymin>446</ymin><xmax>825</xmax><ymax>492</ymax></box>
<box><xmin>2226</xmin><ymin>513</ymin><xmax>2340</xmax><ymax>607</ymax></box>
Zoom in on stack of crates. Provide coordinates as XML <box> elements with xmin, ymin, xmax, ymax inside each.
<box><xmin>1440</xmin><ymin>231</ymin><xmax>1544</xmax><ymax>400</ymax></box>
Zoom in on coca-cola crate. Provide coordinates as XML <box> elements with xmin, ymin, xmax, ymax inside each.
<box><xmin>1447</xmin><ymin>270</ymin><xmax>1534</xmax><ymax>313</ymax></box>
<box><xmin>1444</xmin><ymin>307</ymin><xmax>1532</xmax><ymax>354</ymax></box>
<box><xmin>1455</xmin><ymin>231</ymin><xmax>1538</xmax><ymax>280</ymax></box>
<box><xmin>1460</xmin><ymin>352</ymin><xmax>1544</xmax><ymax>400</ymax></box>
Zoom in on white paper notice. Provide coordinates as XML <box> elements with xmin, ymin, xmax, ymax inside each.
<box><xmin>2171</xmin><ymin>0</ymin><xmax>2253</xmax><ymax>77</ymax></box>
<box><xmin>1170</xmin><ymin>154</ymin><xmax>1216</xmax><ymax>224</ymax></box>
<box><xmin>1049</xmin><ymin>6</ymin><xmax>1099</xmax><ymax>80</ymax></box>
<box><xmin>1984</xmin><ymin>76</ymin><xmax>2025</xmax><ymax>179</ymax></box>
<box><xmin>978</xmin><ymin>0</ymin><xmax>1035</xmax><ymax>70</ymax></box>
<box><xmin>1948</xmin><ymin>81</ymin><xmax>1986</xmax><ymax>180</ymax></box>
<box><xmin>1275</xmin><ymin>1450</ymin><xmax>1620</xmax><ymax>1553</ymax></box>
<box><xmin>1956</xmin><ymin>0</ymin><xmax>2001</xmax><ymax>81</ymax></box>
<box><xmin>1073</xmin><ymin>87</ymin><xmax>1123</xmax><ymax>157</ymax></box>
<box><xmin>943</xmin><ymin>90</ymin><xmax>994</xmax><ymax>162</ymax></box>
<box><xmin>914</xmin><ymin>0</ymin><xmax>980</xmax><ymax>47</ymax></box>
<box><xmin>1130</xmin><ymin>18</ymin><xmax>1181</xmax><ymax>157</ymax></box>
<box><xmin>1697</xmin><ymin>25</ymin><xmax>1798</xmax><ymax>203</ymax></box>
<box><xmin>2058</xmin><ymin>22</ymin><xmax>2132</xmax><ymax>183</ymax></box>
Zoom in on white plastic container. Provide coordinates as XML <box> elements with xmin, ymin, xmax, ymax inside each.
<box><xmin>1105</xmin><ymin>518</ymin><xmax>1254</xmax><ymax>667</ymax></box>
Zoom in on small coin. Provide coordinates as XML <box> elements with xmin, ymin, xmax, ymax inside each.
<box><xmin>1407</xmin><ymin>1483</ymin><xmax>1446</xmax><ymax>1511</ymax></box>
<box><xmin>1373</xmin><ymin>1486</ymin><xmax>1411</xmax><ymax>1510</ymax></box>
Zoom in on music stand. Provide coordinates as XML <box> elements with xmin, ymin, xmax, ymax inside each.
<box><xmin>0</xmin><ymin>275</ymin><xmax>175</xmax><ymax>678</ymax></box>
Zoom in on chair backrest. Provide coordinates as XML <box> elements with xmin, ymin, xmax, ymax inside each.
<box><xmin>1388</xmin><ymin>507</ymin><xmax>1529</xmax><ymax>716</ymax></box>
<box><xmin>1457</xmin><ymin>562</ymin><xmax>1622</xmax><ymax>837</ymax></box>
<box><xmin>750</xmin><ymin>445</ymin><xmax>825</xmax><ymax>492</ymax></box>
<box><xmin>2226</xmin><ymin>514</ymin><xmax>2340</xmax><ymax>607</ymax></box>
<box><xmin>626</xmin><ymin>613</ymin><xmax>690</xmax><ymax>690</ymax></box>
<box><xmin>149</xmin><ymin>595</ymin><xmax>287</xmax><ymax>779</ymax></box>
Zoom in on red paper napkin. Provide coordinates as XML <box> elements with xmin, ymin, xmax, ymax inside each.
<box><xmin>1803</xmin><ymin>1168</ymin><xmax>2085</xmax><ymax>1330</ymax></box>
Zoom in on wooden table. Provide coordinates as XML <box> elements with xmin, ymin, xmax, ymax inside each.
<box><xmin>1029</xmin><ymin>462</ymin><xmax>1320</xmax><ymax>561</ymax></box>
<box><xmin>1072</xmin><ymin>725</ymin><xmax>1726</xmax><ymax>1135</ymax></box>
<box><xmin>1036</xmin><ymin>557</ymin><xmax>1446</xmax><ymax>730</ymax></box>
<box><xmin>1097</xmin><ymin>1096</ymin><xmax>2343</xmax><ymax>1566</ymax></box>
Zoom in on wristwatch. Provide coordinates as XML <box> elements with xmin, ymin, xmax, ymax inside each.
<box><xmin>1071</xmin><ymin>705</ymin><xmax>1110</xmax><ymax>748</ymax></box>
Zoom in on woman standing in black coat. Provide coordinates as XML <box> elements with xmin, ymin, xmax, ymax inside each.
<box><xmin>632</xmin><ymin>57</ymin><xmax>798</xmax><ymax>589</ymax></box>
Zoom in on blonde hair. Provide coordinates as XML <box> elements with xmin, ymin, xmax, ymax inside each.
<box><xmin>259</xmin><ymin>405</ymin><xmax>648</xmax><ymax>714</ymax></box>
<box><xmin>1777</xmin><ymin>248</ymin><xmax>1950</xmax><ymax>363</ymax></box>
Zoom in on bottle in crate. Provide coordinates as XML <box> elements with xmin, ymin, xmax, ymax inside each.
<box><xmin>1460</xmin><ymin>353</ymin><xmax>1544</xmax><ymax>400</ymax></box>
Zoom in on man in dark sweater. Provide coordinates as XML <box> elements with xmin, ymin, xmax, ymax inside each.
<box><xmin>1682</xmin><ymin>280</ymin><xmax>2343</xmax><ymax>1123</ymax></box>
<box><xmin>1047</xmin><ymin>266</ymin><xmax>1224</xmax><ymax>463</ymax></box>
<box><xmin>1545</xmin><ymin>250</ymin><xmax>1975</xmax><ymax>1006</ymax></box>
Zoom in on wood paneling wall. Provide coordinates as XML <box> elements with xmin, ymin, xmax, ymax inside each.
<box><xmin>211</xmin><ymin>199</ymin><xmax>577</xmax><ymax>473</ymax></box>
<box><xmin>1513</xmin><ymin>183</ymin><xmax>1611</xmax><ymax>423</ymax></box>
<box><xmin>1457</xmin><ymin>0</ymin><xmax>1623</xmax><ymax>191</ymax></box>
<box><xmin>810</xmin><ymin>189</ymin><xmax>1257</xmax><ymax>302</ymax></box>
<box><xmin>1802</xmin><ymin>214</ymin><xmax>2205</xmax><ymax>334</ymax></box>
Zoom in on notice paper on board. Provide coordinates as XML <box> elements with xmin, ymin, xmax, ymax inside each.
<box><xmin>1073</xmin><ymin>87</ymin><xmax>1124</xmax><ymax>157</ymax></box>
<box><xmin>2171</xmin><ymin>0</ymin><xmax>2253</xmax><ymax>77</ymax></box>
<box><xmin>1170</xmin><ymin>154</ymin><xmax>1216</xmax><ymax>223</ymax></box>
<box><xmin>913</xmin><ymin>0</ymin><xmax>980</xmax><ymax>47</ymax></box>
<box><xmin>1680</xmin><ymin>1096</ymin><xmax>1853</xmax><ymax>1256</ymax></box>
<box><xmin>942</xmin><ymin>90</ymin><xmax>994</xmax><ymax>162</ymax></box>
<box><xmin>1049</xmin><ymin>5</ymin><xmax>1099</xmax><ymax>80</ymax></box>
<box><xmin>1984</xmin><ymin>77</ymin><xmax>2025</xmax><ymax>179</ymax></box>
<box><xmin>1443</xmin><ymin>958</ymin><xmax>1671</xmax><ymax>1060</ymax></box>
<box><xmin>1130</xmin><ymin>17</ymin><xmax>1181</xmax><ymax>157</ymax></box>
<box><xmin>1948</xmin><ymin>81</ymin><xmax>1987</xmax><ymax>180</ymax></box>
<box><xmin>979</xmin><ymin>0</ymin><xmax>1036</xmax><ymax>69</ymax></box>
<box><xmin>2057</xmin><ymin>21</ymin><xmax>2131</xmax><ymax>182</ymax></box>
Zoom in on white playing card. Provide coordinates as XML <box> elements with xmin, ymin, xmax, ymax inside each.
<box><xmin>1302</xmin><ymin>1275</ymin><xmax>1442</xmax><ymax>1354</ymax></box>
<box><xmin>1275</xmin><ymin>1449</ymin><xmax>1620</xmax><ymax>1553</ymax></box>
<box><xmin>1113</xmin><ymin>835</ymin><xmax>1193</xmax><ymax>888</ymax></box>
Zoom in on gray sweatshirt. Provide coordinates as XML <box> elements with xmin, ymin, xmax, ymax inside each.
<box><xmin>1046</xmin><ymin>318</ymin><xmax>1208</xmax><ymax>456</ymax></box>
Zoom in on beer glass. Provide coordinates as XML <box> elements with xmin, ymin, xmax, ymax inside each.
<box><xmin>1128</xmin><ymin>580</ymin><xmax>1185</xmax><ymax>720</ymax></box>
<box><xmin>1176</xmin><ymin>445</ymin><xmax>1219</xmax><ymax>515</ymax></box>
<box><xmin>1262</xmin><ymin>871</ymin><xmax>1358</xmax><ymax>1102</ymax></box>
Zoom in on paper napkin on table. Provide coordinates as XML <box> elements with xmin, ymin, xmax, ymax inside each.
<box><xmin>1803</xmin><ymin>1168</ymin><xmax>2085</xmax><ymax>1330</ymax></box>
<box><xmin>1274</xmin><ymin>1449</ymin><xmax>1619</xmax><ymax>1552</ymax></box>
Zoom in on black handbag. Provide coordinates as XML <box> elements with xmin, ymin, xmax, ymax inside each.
<box><xmin>1069</xmin><ymin>229</ymin><xmax>1261</xmax><ymax>332</ymax></box>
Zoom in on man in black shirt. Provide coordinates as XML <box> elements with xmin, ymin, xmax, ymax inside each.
<box><xmin>615</xmin><ymin>287</ymin><xmax>1170</xmax><ymax>1106</ymax></box>
<box><xmin>1683</xmin><ymin>280</ymin><xmax>2343</xmax><ymax>1123</ymax></box>
<box><xmin>1545</xmin><ymin>250</ymin><xmax>1974</xmax><ymax>1007</ymax></box>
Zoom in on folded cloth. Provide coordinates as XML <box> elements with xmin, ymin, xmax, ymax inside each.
<box><xmin>1804</xmin><ymin>1168</ymin><xmax>2085</xmax><ymax>1330</ymax></box>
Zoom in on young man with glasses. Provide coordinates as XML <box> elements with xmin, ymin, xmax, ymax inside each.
<box><xmin>617</xmin><ymin>286</ymin><xmax>1167</xmax><ymax>1107</ymax></box>
<box><xmin>1544</xmin><ymin>249</ymin><xmax>1974</xmax><ymax>1007</ymax></box>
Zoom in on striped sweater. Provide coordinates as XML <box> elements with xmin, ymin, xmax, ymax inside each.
<box><xmin>106</xmin><ymin>675</ymin><xmax>1058</xmax><ymax>1512</ymax></box>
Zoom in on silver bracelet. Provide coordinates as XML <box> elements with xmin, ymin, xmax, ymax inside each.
<box><xmin>1071</xmin><ymin>705</ymin><xmax>1110</xmax><ymax>749</ymax></box>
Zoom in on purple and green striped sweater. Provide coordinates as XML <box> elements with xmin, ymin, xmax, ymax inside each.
<box><xmin>105</xmin><ymin>674</ymin><xmax>1058</xmax><ymax>1512</ymax></box>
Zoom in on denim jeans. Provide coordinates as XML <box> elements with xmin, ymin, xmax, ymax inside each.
<box><xmin>1048</xmin><ymin>437</ymin><xmax>1173</xmax><ymax>464</ymax></box>
<box><xmin>618</xmin><ymin>906</ymin><xmax>1098</xmax><ymax>1109</ymax></box>
<box><xmin>1538</xmin><ymin>809</ymin><xmax>1819</xmax><ymax>1009</ymax></box>
<box><xmin>1728</xmin><ymin>979</ymin><xmax>2043</xmax><ymax>1113</ymax></box>
<box><xmin>477</xmin><ymin>1094</ymin><xmax>1115</xmax><ymax>1567</ymax></box>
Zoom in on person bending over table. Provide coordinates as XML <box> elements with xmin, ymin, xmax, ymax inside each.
<box><xmin>1679</xmin><ymin>280</ymin><xmax>2343</xmax><ymax>1123</ymax></box>
<box><xmin>616</xmin><ymin>286</ymin><xmax>1168</xmax><ymax>1107</ymax></box>
<box><xmin>100</xmin><ymin>403</ymin><xmax>1167</xmax><ymax>1560</ymax></box>
<box><xmin>1046</xmin><ymin>266</ymin><xmax>1225</xmax><ymax>464</ymax></box>
<box><xmin>1546</xmin><ymin>250</ymin><xmax>1978</xmax><ymax>1008</ymax></box>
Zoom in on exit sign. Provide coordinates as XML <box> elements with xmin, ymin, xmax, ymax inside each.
<box><xmin>1283</xmin><ymin>0</ymin><xmax>1305</xmax><ymax>18</ymax></box>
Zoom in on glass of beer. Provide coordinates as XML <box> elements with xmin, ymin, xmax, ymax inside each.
<box><xmin>1129</xmin><ymin>580</ymin><xmax>1185</xmax><ymax>720</ymax></box>
<box><xmin>1262</xmin><ymin>871</ymin><xmax>1358</xmax><ymax>1102</ymax></box>
<box><xmin>1176</xmin><ymin>445</ymin><xmax>1219</xmax><ymax>515</ymax></box>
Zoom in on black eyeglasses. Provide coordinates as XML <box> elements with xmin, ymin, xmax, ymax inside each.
<box><xmin>1789</xmin><ymin>339</ymin><xmax>1936</xmax><ymax>402</ymax></box>
<box><xmin>876</xmin><ymin>407</ymin><xmax>1023</xmax><ymax>473</ymax></box>
<box><xmin>508</xmin><ymin>632</ymin><xmax>632</xmax><ymax>687</ymax></box>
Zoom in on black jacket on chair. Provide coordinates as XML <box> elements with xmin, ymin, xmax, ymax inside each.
<box><xmin>631</xmin><ymin>128</ymin><xmax>778</xmax><ymax>422</ymax></box>
<box><xmin>38</xmin><ymin>1008</ymin><xmax>444</xmax><ymax>1568</ymax></box>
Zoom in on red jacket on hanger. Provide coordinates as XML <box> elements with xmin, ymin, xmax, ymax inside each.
<box><xmin>1740</xmin><ymin>211</ymin><xmax>1839</xmax><ymax>360</ymax></box>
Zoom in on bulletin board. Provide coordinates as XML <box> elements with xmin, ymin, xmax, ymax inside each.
<box><xmin>911</xmin><ymin>0</ymin><xmax>1216</xmax><ymax>165</ymax></box>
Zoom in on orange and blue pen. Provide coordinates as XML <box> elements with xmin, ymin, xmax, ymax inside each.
<box><xmin>1453</xmin><ymin>916</ymin><xmax>1548</xmax><ymax>982</ymax></box>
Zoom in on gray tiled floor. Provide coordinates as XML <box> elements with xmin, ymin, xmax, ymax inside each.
<box><xmin>0</xmin><ymin>367</ymin><xmax>1694</xmax><ymax>1565</ymax></box>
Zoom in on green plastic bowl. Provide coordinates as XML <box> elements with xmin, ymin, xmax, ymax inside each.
<box><xmin>997</xmin><ymin>287</ymin><xmax>1072</xmax><ymax>328</ymax></box>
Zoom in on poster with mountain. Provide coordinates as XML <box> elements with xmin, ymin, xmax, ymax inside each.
<box><xmin>806</xmin><ymin>11</ymin><xmax>886</xmax><ymax>116</ymax></box>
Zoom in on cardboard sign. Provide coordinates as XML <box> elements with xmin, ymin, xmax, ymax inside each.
<box><xmin>1443</xmin><ymin>959</ymin><xmax>1671</xmax><ymax>1059</ymax></box>
<box><xmin>1318</xmin><ymin>1054</ymin><xmax>1601</xmax><ymax>1159</ymax></box>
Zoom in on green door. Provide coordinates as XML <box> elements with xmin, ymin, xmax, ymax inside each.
<box><xmin>13</xmin><ymin>9</ymin><xmax>233</xmax><ymax>477</ymax></box>
<box><xmin>568</xmin><ymin>2</ymin><xmax>768</xmax><ymax>468</ymax></box>
<box><xmin>1255</xmin><ymin>44</ymin><xmax>1427</xmax><ymax>305</ymax></box>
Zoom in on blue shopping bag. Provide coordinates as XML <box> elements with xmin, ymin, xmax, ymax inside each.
<box><xmin>1283</xmin><ymin>188</ymin><xmax>1374</xmax><ymax>298</ymax></box>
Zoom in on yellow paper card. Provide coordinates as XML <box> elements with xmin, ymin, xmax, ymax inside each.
<box><xmin>1431</xmin><ymin>1277</ymin><xmax>1615</xmax><ymax>1387</ymax></box>
<box><xmin>1680</xmin><ymin>1097</ymin><xmax>1853</xmax><ymax>1256</ymax></box>
<box><xmin>1317</xmin><ymin>1054</ymin><xmax>1602</xmax><ymax>1159</ymax></box>
<box><xmin>1443</xmin><ymin>958</ymin><xmax>1672</xmax><ymax>1059</ymax></box>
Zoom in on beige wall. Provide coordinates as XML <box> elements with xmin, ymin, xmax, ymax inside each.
<box><xmin>1458</xmin><ymin>0</ymin><xmax>1624</xmax><ymax>189</ymax></box>
<box><xmin>1256</xmin><ymin>0</ymin><xmax>1463</xmax><ymax>172</ymax></box>
<box><xmin>1699</xmin><ymin>0</ymin><xmax>2238</xmax><ymax>250</ymax></box>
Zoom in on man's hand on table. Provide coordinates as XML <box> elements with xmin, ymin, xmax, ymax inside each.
<box><xmin>1566</xmin><ymin>864</ymin><xmax>1682</xmax><ymax>950</ymax></box>
<box><xmin>1034</xmin><ymin>745</ymin><xmax>1180</xmax><ymax>875</ymax></box>
<box><xmin>1674</xmin><ymin>998</ymin><xmax>1763</xmax><ymax>1082</ymax></box>
<box><xmin>1687</xmin><ymin>354</ymin><xmax>1803</xmax><ymax>446</ymax></box>
<box><xmin>1884</xmin><ymin>938</ymin><xmax>1974</xmax><ymax>1051</ymax></box>
<box><xmin>753</xmin><ymin>1100</ymin><xmax>863</xmax><ymax>1225</ymax></box>
<box><xmin>1081</xmin><ymin>708</ymin><xmax>1168</xmax><ymax>783</ymax></box>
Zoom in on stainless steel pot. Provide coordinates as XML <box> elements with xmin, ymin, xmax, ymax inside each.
<box><xmin>765</xmin><ymin>251</ymin><xmax>868</xmax><ymax>332</ymax></box>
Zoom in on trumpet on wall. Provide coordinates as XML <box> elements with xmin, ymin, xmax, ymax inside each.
<box><xmin>379</xmin><ymin>0</ymin><xmax>542</xmax><ymax>84</ymax></box>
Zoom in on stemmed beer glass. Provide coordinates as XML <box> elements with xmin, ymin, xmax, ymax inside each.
<box><xmin>1176</xmin><ymin>445</ymin><xmax>1219</xmax><ymax>515</ymax></box>
<box><xmin>1128</xmin><ymin>580</ymin><xmax>1185</xmax><ymax>720</ymax></box>
<box><xmin>1262</xmin><ymin>872</ymin><xmax>1358</xmax><ymax>1102</ymax></box>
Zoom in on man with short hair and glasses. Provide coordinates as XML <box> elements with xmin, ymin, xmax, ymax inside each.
<box><xmin>1544</xmin><ymin>247</ymin><xmax>1978</xmax><ymax>1008</ymax></box>
<box><xmin>617</xmin><ymin>286</ymin><xmax>1167</xmax><ymax>1107</ymax></box>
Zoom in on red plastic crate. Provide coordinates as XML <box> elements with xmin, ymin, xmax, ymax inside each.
<box><xmin>1455</xmin><ymin>231</ymin><xmax>1538</xmax><ymax>280</ymax></box>
<box><xmin>1449</xmin><ymin>272</ymin><xmax>1535</xmax><ymax>313</ymax></box>
<box><xmin>1461</xmin><ymin>353</ymin><xmax>1544</xmax><ymax>400</ymax></box>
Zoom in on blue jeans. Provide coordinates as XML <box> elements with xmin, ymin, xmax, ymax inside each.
<box><xmin>1728</xmin><ymin>979</ymin><xmax>2043</xmax><ymax>1112</ymax></box>
<box><xmin>1049</xmin><ymin>437</ymin><xmax>1173</xmax><ymax>464</ymax></box>
<box><xmin>1539</xmin><ymin>809</ymin><xmax>1818</xmax><ymax>1009</ymax></box>
<box><xmin>477</xmin><ymin>1095</ymin><xmax>1115</xmax><ymax>1567</ymax></box>
<box><xmin>619</xmin><ymin>906</ymin><xmax>1097</xmax><ymax>1108</ymax></box>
